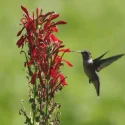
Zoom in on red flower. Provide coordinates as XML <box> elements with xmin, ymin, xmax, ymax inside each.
<box><xmin>17</xmin><ymin>5</ymin><xmax>72</xmax><ymax>92</ymax></box>
<box><xmin>16</xmin><ymin>35</ymin><xmax>26</xmax><ymax>48</ymax></box>
<box><xmin>17</xmin><ymin>6</ymin><xmax>73</xmax><ymax>124</ymax></box>
<box><xmin>50</xmin><ymin>34</ymin><xmax>61</xmax><ymax>43</ymax></box>
<box><xmin>29</xmin><ymin>72</ymin><xmax>37</xmax><ymax>84</ymax></box>
<box><xmin>59</xmin><ymin>73</ymin><xmax>67</xmax><ymax>86</ymax></box>
<box><xmin>62</xmin><ymin>60</ymin><xmax>73</xmax><ymax>67</ymax></box>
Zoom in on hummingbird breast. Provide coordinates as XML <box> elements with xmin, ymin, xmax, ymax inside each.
<box><xmin>83</xmin><ymin>61</ymin><xmax>99</xmax><ymax>81</ymax></box>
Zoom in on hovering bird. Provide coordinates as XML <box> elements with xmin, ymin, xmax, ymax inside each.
<box><xmin>72</xmin><ymin>50</ymin><xmax>124</xmax><ymax>97</ymax></box>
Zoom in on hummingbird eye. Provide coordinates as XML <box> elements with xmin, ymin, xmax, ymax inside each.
<box><xmin>82</xmin><ymin>51</ymin><xmax>92</xmax><ymax>59</ymax></box>
<box><xmin>83</xmin><ymin>51</ymin><xmax>89</xmax><ymax>56</ymax></box>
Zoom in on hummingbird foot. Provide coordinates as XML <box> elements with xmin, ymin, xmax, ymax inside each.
<box><xmin>89</xmin><ymin>79</ymin><xmax>92</xmax><ymax>84</ymax></box>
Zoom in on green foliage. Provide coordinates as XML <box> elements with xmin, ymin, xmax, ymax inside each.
<box><xmin>0</xmin><ymin>0</ymin><xmax>125</xmax><ymax>125</ymax></box>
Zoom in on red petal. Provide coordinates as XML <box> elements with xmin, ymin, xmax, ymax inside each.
<box><xmin>16</xmin><ymin>35</ymin><xmax>25</xmax><ymax>48</ymax></box>
<box><xmin>62</xmin><ymin>60</ymin><xmax>73</xmax><ymax>67</ymax></box>
<box><xmin>55</xmin><ymin>56</ymin><xmax>61</xmax><ymax>62</ymax></box>
<box><xmin>21</xmin><ymin>6</ymin><xmax>29</xmax><ymax>16</ymax></box>
<box><xmin>27</xmin><ymin>35</ymin><xmax>33</xmax><ymax>45</ymax></box>
<box><xmin>20</xmin><ymin>18</ymin><xmax>26</xmax><ymax>24</ymax></box>
<box><xmin>59</xmin><ymin>48</ymin><xmax>71</xmax><ymax>52</ymax></box>
<box><xmin>44</xmin><ymin>31</ymin><xmax>51</xmax><ymax>40</ymax></box>
<box><xmin>44</xmin><ymin>11</ymin><xmax>54</xmax><ymax>18</ymax></box>
<box><xmin>44</xmin><ymin>21</ymin><xmax>50</xmax><ymax>30</ymax></box>
<box><xmin>29</xmin><ymin>72</ymin><xmax>37</xmax><ymax>84</ymax></box>
<box><xmin>50</xmin><ymin>34</ymin><xmax>61</xmax><ymax>43</ymax></box>
<box><xmin>32</xmin><ymin>49</ymin><xmax>40</xmax><ymax>58</ymax></box>
<box><xmin>25</xmin><ymin>20</ymin><xmax>31</xmax><ymax>29</ymax></box>
<box><xmin>52</xmin><ymin>26</ymin><xmax>58</xmax><ymax>32</ymax></box>
<box><xmin>17</xmin><ymin>27</ymin><xmax>25</xmax><ymax>36</ymax></box>
<box><xmin>27</xmin><ymin>60</ymin><xmax>34</xmax><ymax>66</ymax></box>
<box><xmin>50</xmin><ymin>14</ymin><xmax>59</xmax><ymax>20</ymax></box>
<box><xmin>36</xmin><ymin>6</ymin><xmax>41</xmax><ymax>17</ymax></box>
<box><xmin>55</xmin><ymin>21</ymin><xmax>67</xmax><ymax>25</ymax></box>
<box><xmin>59</xmin><ymin>73</ymin><xmax>67</xmax><ymax>86</ymax></box>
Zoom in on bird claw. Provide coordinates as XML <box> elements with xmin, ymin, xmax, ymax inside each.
<box><xmin>89</xmin><ymin>79</ymin><xmax>92</xmax><ymax>84</ymax></box>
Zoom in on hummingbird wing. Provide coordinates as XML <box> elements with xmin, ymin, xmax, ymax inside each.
<box><xmin>93</xmin><ymin>50</ymin><xmax>109</xmax><ymax>62</ymax></box>
<box><xmin>94</xmin><ymin>54</ymin><xmax>124</xmax><ymax>72</ymax></box>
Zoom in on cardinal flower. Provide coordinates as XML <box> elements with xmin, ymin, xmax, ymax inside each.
<box><xmin>17</xmin><ymin>6</ymin><xmax>72</xmax><ymax>125</ymax></box>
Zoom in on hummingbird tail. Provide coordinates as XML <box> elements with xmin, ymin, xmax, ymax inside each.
<box><xmin>93</xmin><ymin>80</ymin><xmax>100</xmax><ymax>97</ymax></box>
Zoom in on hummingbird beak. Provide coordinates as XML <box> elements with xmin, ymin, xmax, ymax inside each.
<box><xmin>71</xmin><ymin>50</ymin><xmax>81</xmax><ymax>53</ymax></box>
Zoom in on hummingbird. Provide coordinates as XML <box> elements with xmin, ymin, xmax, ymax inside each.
<box><xmin>72</xmin><ymin>50</ymin><xmax>124</xmax><ymax>97</ymax></box>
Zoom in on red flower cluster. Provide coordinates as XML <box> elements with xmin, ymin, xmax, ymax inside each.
<box><xmin>16</xmin><ymin>6</ymin><xmax>72</xmax><ymax>89</ymax></box>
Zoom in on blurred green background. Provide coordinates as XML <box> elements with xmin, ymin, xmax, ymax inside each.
<box><xmin>0</xmin><ymin>0</ymin><xmax>125</xmax><ymax>125</ymax></box>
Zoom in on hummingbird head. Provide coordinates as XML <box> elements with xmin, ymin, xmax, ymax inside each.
<box><xmin>81</xmin><ymin>50</ymin><xmax>92</xmax><ymax>61</ymax></box>
<box><xmin>71</xmin><ymin>50</ymin><xmax>92</xmax><ymax>61</ymax></box>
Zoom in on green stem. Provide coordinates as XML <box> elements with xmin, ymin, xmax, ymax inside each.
<box><xmin>32</xmin><ymin>62</ymin><xmax>38</xmax><ymax>125</ymax></box>
<box><xmin>45</xmin><ymin>80</ymin><xmax>49</xmax><ymax>125</ymax></box>
<box><xmin>33</xmin><ymin>83</ymin><xmax>37</xmax><ymax>125</ymax></box>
